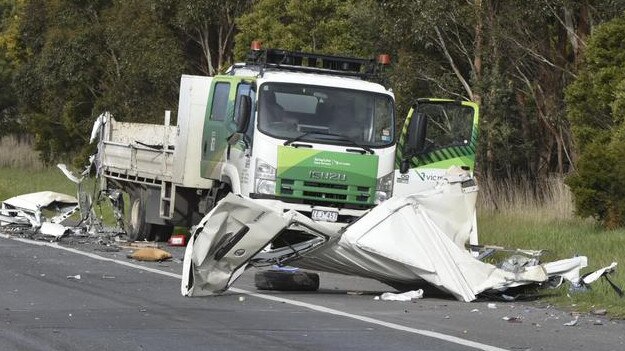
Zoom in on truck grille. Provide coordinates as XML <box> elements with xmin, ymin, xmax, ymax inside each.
<box><xmin>278</xmin><ymin>178</ymin><xmax>374</xmax><ymax>208</ymax></box>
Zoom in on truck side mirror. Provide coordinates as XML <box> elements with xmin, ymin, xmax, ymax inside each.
<box><xmin>235</xmin><ymin>95</ymin><xmax>252</xmax><ymax>133</ymax></box>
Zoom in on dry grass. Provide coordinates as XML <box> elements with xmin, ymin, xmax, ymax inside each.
<box><xmin>477</xmin><ymin>174</ymin><xmax>575</xmax><ymax>222</ymax></box>
<box><xmin>0</xmin><ymin>134</ymin><xmax>45</xmax><ymax>170</ymax></box>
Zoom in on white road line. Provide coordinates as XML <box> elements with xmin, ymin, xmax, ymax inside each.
<box><xmin>1</xmin><ymin>234</ymin><xmax>508</xmax><ymax>351</ymax></box>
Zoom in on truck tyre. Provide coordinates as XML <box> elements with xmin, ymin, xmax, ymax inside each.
<box><xmin>127</xmin><ymin>191</ymin><xmax>150</xmax><ymax>242</ymax></box>
<box><xmin>254</xmin><ymin>270</ymin><xmax>320</xmax><ymax>291</ymax></box>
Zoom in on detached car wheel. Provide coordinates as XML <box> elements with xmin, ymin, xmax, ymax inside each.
<box><xmin>254</xmin><ymin>270</ymin><xmax>320</xmax><ymax>291</ymax></box>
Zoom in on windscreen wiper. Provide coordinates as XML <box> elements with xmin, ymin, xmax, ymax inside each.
<box><xmin>283</xmin><ymin>132</ymin><xmax>374</xmax><ymax>154</ymax></box>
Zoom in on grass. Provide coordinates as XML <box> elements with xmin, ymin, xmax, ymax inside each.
<box><xmin>477</xmin><ymin>175</ymin><xmax>625</xmax><ymax>318</ymax></box>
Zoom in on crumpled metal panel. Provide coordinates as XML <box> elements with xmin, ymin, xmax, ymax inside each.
<box><xmin>181</xmin><ymin>195</ymin><xmax>292</xmax><ymax>296</ymax></box>
<box><xmin>3</xmin><ymin>191</ymin><xmax>77</xmax><ymax>212</ymax></box>
<box><xmin>182</xmin><ymin>178</ymin><xmax>591</xmax><ymax>302</ymax></box>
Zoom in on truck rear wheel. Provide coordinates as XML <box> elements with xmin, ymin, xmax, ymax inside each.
<box><xmin>127</xmin><ymin>193</ymin><xmax>150</xmax><ymax>242</ymax></box>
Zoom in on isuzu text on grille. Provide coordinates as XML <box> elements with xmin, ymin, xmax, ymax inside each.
<box><xmin>309</xmin><ymin>170</ymin><xmax>347</xmax><ymax>181</ymax></box>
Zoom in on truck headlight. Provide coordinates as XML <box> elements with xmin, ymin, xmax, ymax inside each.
<box><xmin>375</xmin><ymin>172</ymin><xmax>394</xmax><ymax>204</ymax></box>
<box><xmin>255</xmin><ymin>159</ymin><xmax>276</xmax><ymax>195</ymax></box>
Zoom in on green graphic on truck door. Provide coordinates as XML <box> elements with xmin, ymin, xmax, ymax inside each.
<box><xmin>396</xmin><ymin>100</ymin><xmax>479</xmax><ymax>171</ymax></box>
<box><xmin>201</xmin><ymin>77</ymin><xmax>242</xmax><ymax>180</ymax></box>
<box><xmin>277</xmin><ymin>146</ymin><xmax>378</xmax><ymax>206</ymax></box>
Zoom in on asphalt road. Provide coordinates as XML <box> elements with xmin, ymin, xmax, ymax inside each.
<box><xmin>1</xmin><ymin>234</ymin><xmax>623</xmax><ymax>351</ymax></box>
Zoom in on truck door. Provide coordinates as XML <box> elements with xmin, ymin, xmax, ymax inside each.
<box><xmin>394</xmin><ymin>99</ymin><xmax>479</xmax><ymax>196</ymax></box>
<box><xmin>200</xmin><ymin>77</ymin><xmax>240</xmax><ymax>180</ymax></box>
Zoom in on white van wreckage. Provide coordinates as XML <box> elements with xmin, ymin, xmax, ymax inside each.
<box><xmin>181</xmin><ymin>170</ymin><xmax>618</xmax><ymax>302</ymax></box>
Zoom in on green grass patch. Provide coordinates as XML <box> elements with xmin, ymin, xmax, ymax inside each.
<box><xmin>0</xmin><ymin>167</ymin><xmax>76</xmax><ymax>200</ymax></box>
<box><xmin>478</xmin><ymin>211</ymin><xmax>625</xmax><ymax>318</ymax></box>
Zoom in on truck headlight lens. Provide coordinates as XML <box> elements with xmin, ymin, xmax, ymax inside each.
<box><xmin>375</xmin><ymin>172</ymin><xmax>394</xmax><ymax>204</ymax></box>
<box><xmin>255</xmin><ymin>159</ymin><xmax>276</xmax><ymax>195</ymax></box>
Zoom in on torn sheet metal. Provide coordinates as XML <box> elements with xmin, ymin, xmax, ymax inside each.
<box><xmin>1</xmin><ymin>191</ymin><xmax>78</xmax><ymax>230</ymax></box>
<box><xmin>182</xmin><ymin>177</ymin><xmax>600</xmax><ymax>302</ymax></box>
<box><xmin>3</xmin><ymin>191</ymin><xmax>77</xmax><ymax>213</ymax></box>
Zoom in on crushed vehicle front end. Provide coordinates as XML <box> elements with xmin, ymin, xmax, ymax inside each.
<box><xmin>182</xmin><ymin>168</ymin><xmax>599</xmax><ymax>301</ymax></box>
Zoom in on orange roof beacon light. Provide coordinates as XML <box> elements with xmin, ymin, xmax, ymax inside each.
<box><xmin>377</xmin><ymin>54</ymin><xmax>391</xmax><ymax>65</ymax></box>
<box><xmin>251</xmin><ymin>40</ymin><xmax>262</xmax><ymax>51</ymax></box>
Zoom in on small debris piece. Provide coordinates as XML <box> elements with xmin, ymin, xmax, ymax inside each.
<box><xmin>238</xmin><ymin>296</ymin><xmax>246</xmax><ymax>302</ymax></box>
<box><xmin>593</xmin><ymin>320</ymin><xmax>603</xmax><ymax>326</ymax></box>
<box><xmin>501</xmin><ymin>294</ymin><xmax>515</xmax><ymax>301</ymax></box>
<box><xmin>102</xmin><ymin>275</ymin><xmax>115</xmax><ymax>279</ymax></box>
<box><xmin>487</xmin><ymin>303</ymin><xmax>497</xmax><ymax>309</ymax></box>
<box><xmin>563</xmin><ymin>317</ymin><xmax>579</xmax><ymax>326</ymax></box>
<box><xmin>168</xmin><ymin>234</ymin><xmax>186</xmax><ymax>246</ymax></box>
<box><xmin>444</xmin><ymin>315</ymin><xmax>451</xmax><ymax>319</ymax></box>
<box><xmin>471</xmin><ymin>308</ymin><xmax>480</xmax><ymax>313</ymax></box>
<box><xmin>66</xmin><ymin>274</ymin><xmax>81</xmax><ymax>280</ymax></box>
<box><xmin>377</xmin><ymin>290</ymin><xmax>423</xmax><ymax>302</ymax></box>
<box><xmin>502</xmin><ymin>316</ymin><xmax>522</xmax><ymax>323</ymax></box>
<box><xmin>347</xmin><ymin>291</ymin><xmax>364</xmax><ymax>295</ymax></box>
<box><xmin>122</xmin><ymin>241</ymin><xmax>162</xmax><ymax>249</ymax></box>
<box><xmin>128</xmin><ymin>248</ymin><xmax>172</xmax><ymax>262</ymax></box>
<box><xmin>591</xmin><ymin>309</ymin><xmax>607</xmax><ymax>316</ymax></box>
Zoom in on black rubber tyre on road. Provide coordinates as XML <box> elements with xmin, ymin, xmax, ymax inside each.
<box><xmin>254</xmin><ymin>270</ymin><xmax>320</xmax><ymax>291</ymax></box>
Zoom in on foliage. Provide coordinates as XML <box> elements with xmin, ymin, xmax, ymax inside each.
<box><xmin>6</xmin><ymin>0</ymin><xmax>184</xmax><ymax>164</ymax></box>
<box><xmin>234</xmin><ymin>0</ymin><xmax>371</xmax><ymax>60</ymax></box>
<box><xmin>566</xmin><ymin>15</ymin><xmax>625</xmax><ymax>228</ymax></box>
<box><xmin>0</xmin><ymin>0</ymin><xmax>20</xmax><ymax>135</ymax></box>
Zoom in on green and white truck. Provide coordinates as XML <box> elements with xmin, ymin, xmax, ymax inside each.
<box><xmin>94</xmin><ymin>46</ymin><xmax>479</xmax><ymax>243</ymax></box>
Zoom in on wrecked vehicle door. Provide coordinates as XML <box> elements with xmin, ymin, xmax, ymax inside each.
<box><xmin>394</xmin><ymin>100</ymin><xmax>480</xmax><ymax>246</ymax></box>
<box><xmin>395</xmin><ymin>99</ymin><xmax>479</xmax><ymax>196</ymax></box>
<box><xmin>181</xmin><ymin>194</ymin><xmax>330</xmax><ymax>296</ymax></box>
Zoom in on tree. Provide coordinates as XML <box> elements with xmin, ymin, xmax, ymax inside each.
<box><xmin>234</xmin><ymin>0</ymin><xmax>359</xmax><ymax>60</ymax></box>
<box><xmin>566</xmin><ymin>15</ymin><xmax>625</xmax><ymax>228</ymax></box>
<box><xmin>0</xmin><ymin>0</ymin><xmax>24</xmax><ymax>135</ymax></box>
<box><xmin>157</xmin><ymin>0</ymin><xmax>252</xmax><ymax>75</ymax></box>
<box><xmin>11</xmin><ymin>0</ymin><xmax>185</xmax><ymax>163</ymax></box>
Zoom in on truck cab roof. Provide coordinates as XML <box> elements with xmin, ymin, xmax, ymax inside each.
<box><xmin>228</xmin><ymin>64</ymin><xmax>393</xmax><ymax>96</ymax></box>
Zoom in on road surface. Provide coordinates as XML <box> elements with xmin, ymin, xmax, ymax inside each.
<box><xmin>1</xmin><ymin>234</ymin><xmax>623</xmax><ymax>351</ymax></box>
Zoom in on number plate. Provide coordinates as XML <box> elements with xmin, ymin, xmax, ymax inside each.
<box><xmin>311</xmin><ymin>209</ymin><xmax>338</xmax><ymax>222</ymax></box>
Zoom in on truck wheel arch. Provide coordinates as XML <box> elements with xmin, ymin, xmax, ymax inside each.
<box><xmin>220</xmin><ymin>165</ymin><xmax>241</xmax><ymax>195</ymax></box>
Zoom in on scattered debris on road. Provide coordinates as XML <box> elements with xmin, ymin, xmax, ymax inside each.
<box><xmin>502</xmin><ymin>316</ymin><xmax>523</xmax><ymax>323</ymax></box>
<box><xmin>563</xmin><ymin>317</ymin><xmax>579</xmax><ymax>326</ymax></box>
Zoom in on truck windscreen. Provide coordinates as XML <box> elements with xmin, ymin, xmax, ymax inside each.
<box><xmin>257</xmin><ymin>83</ymin><xmax>394</xmax><ymax>148</ymax></box>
